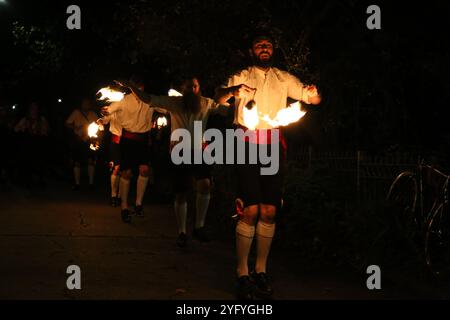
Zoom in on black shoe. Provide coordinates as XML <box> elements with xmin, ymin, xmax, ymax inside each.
<box><xmin>72</xmin><ymin>184</ymin><xmax>80</xmax><ymax>191</ymax></box>
<box><xmin>111</xmin><ymin>197</ymin><xmax>119</xmax><ymax>207</ymax></box>
<box><xmin>251</xmin><ymin>271</ymin><xmax>274</xmax><ymax>298</ymax></box>
<box><xmin>176</xmin><ymin>232</ymin><xmax>187</xmax><ymax>248</ymax></box>
<box><xmin>193</xmin><ymin>227</ymin><xmax>211</xmax><ymax>242</ymax></box>
<box><xmin>135</xmin><ymin>205</ymin><xmax>144</xmax><ymax>217</ymax></box>
<box><xmin>121</xmin><ymin>209</ymin><xmax>131</xmax><ymax>223</ymax></box>
<box><xmin>236</xmin><ymin>275</ymin><xmax>255</xmax><ymax>300</ymax></box>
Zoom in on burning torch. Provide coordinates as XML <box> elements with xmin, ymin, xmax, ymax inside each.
<box><xmin>156</xmin><ymin>116</ymin><xmax>168</xmax><ymax>129</ymax></box>
<box><xmin>88</xmin><ymin>121</ymin><xmax>104</xmax><ymax>151</ymax></box>
<box><xmin>97</xmin><ymin>87</ymin><xmax>125</xmax><ymax>103</ymax></box>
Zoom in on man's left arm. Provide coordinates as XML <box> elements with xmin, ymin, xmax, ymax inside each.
<box><xmin>204</xmin><ymin>97</ymin><xmax>229</xmax><ymax>116</ymax></box>
<box><xmin>287</xmin><ymin>74</ymin><xmax>321</xmax><ymax>105</ymax></box>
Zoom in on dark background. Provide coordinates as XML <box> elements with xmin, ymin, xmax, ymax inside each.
<box><xmin>1</xmin><ymin>0</ymin><xmax>449</xmax><ymax>154</ymax></box>
<box><xmin>1</xmin><ymin>0</ymin><xmax>450</xmax><ymax>298</ymax></box>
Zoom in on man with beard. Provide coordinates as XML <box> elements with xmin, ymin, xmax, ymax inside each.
<box><xmin>215</xmin><ymin>32</ymin><xmax>322</xmax><ymax>300</ymax></box>
<box><xmin>121</xmin><ymin>76</ymin><xmax>225</xmax><ymax>247</ymax></box>
<box><xmin>101</xmin><ymin>74</ymin><xmax>153</xmax><ymax>223</ymax></box>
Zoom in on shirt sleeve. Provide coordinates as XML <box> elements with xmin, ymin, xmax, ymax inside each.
<box><xmin>286</xmin><ymin>74</ymin><xmax>311</xmax><ymax>104</ymax></box>
<box><xmin>153</xmin><ymin>107</ymin><xmax>169</xmax><ymax>115</ymax></box>
<box><xmin>205</xmin><ymin>97</ymin><xmax>219</xmax><ymax>110</ymax></box>
<box><xmin>106</xmin><ymin>101</ymin><xmax>123</xmax><ymax>115</ymax></box>
<box><xmin>149</xmin><ymin>95</ymin><xmax>182</xmax><ymax>113</ymax></box>
<box><xmin>101</xmin><ymin>114</ymin><xmax>112</xmax><ymax>125</ymax></box>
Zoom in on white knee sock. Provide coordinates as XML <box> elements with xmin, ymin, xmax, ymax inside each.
<box><xmin>73</xmin><ymin>166</ymin><xmax>80</xmax><ymax>185</ymax></box>
<box><xmin>195</xmin><ymin>193</ymin><xmax>210</xmax><ymax>229</ymax></box>
<box><xmin>236</xmin><ymin>221</ymin><xmax>255</xmax><ymax>277</ymax></box>
<box><xmin>119</xmin><ymin>178</ymin><xmax>130</xmax><ymax>210</ymax></box>
<box><xmin>255</xmin><ymin>221</ymin><xmax>276</xmax><ymax>274</ymax></box>
<box><xmin>88</xmin><ymin>164</ymin><xmax>95</xmax><ymax>185</ymax></box>
<box><xmin>111</xmin><ymin>174</ymin><xmax>120</xmax><ymax>197</ymax></box>
<box><xmin>174</xmin><ymin>200</ymin><xmax>187</xmax><ymax>234</ymax></box>
<box><xmin>136</xmin><ymin>175</ymin><xmax>149</xmax><ymax>206</ymax></box>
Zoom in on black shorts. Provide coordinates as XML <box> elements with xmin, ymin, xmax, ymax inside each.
<box><xmin>70</xmin><ymin>137</ymin><xmax>96</xmax><ymax>163</ymax></box>
<box><xmin>171</xmin><ymin>162</ymin><xmax>212</xmax><ymax>193</ymax></box>
<box><xmin>235</xmin><ymin>142</ymin><xmax>285</xmax><ymax>208</ymax></box>
<box><xmin>109</xmin><ymin>141</ymin><xmax>121</xmax><ymax>166</ymax></box>
<box><xmin>120</xmin><ymin>136</ymin><xmax>150</xmax><ymax>171</ymax></box>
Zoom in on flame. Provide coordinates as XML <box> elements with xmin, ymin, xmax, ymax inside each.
<box><xmin>262</xmin><ymin>102</ymin><xmax>306</xmax><ymax>128</ymax></box>
<box><xmin>97</xmin><ymin>87</ymin><xmax>125</xmax><ymax>102</ymax></box>
<box><xmin>90</xmin><ymin>143</ymin><xmax>100</xmax><ymax>151</ymax></box>
<box><xmin>168</xmin><ymin>89</ymin><xmax>183</xmax><ymax>97</ymax></box>
<box><xmin>88</xmin><ymin>122</ymin><xmax>99</xmax><ymax>138</ymax></box>
<box><xmin>243</xmin><ymin>103</ymin><xmax>260</xmax><ymax>130</ymax></box>
<box><xmin>156</xmin><ymin>116</ymin><xmax>168</xmax><ymax>127</ymax></box>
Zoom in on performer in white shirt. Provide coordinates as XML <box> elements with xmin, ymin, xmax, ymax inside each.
<box><xmin>215</xmin><ymin>32</ymin><xmax>321</xmax><ymax>300</ymax></box>
<box><xmin>121</xmin><ymin>76</ymin><xmax>225</xmax><ymax>247</ymax></box>
<box><xmin>65</xmin><ymin>98</ymin><xmax>98</xmax><ymax>190</ymax></box>
<box><xmin>101</xmin><ymin>74</ymin><xmax>153</xmax><ymax>223</ymax></box>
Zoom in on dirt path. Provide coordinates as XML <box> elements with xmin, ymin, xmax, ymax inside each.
<box><xmin>0</xmin><ymin>180</ymin><xmax>425</xmax><ymax>300</ymax></box>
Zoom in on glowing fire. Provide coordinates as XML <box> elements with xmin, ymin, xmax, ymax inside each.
<box><xmin>88</xmin><ymin>122</ymin><xmax>101</xmax><ymax>151</ymax></box>
<box><xmin>88</xmin><ymin>122</ymin><xmax>99</xmax><ymax>138</ymax></box>
<box><xmin>156</xmin><ymin>116</ymin><xmax>168</xmax><ymax>128</ymax></box>
<box><xmin>243</xmin><ymin>103</ymin><xmax>260</xmax><ymax>130</ymax></box>
<box><xmin>243</xmin><ymin>101</ymin><xmax>306</xmax><ymax>129</ymax></box>
<box><xmin>262</xmin><ymin>102</ymin><xmax>306</xmax><ymax>127</ymax></box>
<box><xmin>168</xmin><ymin>89</ymin><xmax>183</xmax><ymax>97</ymax></box>
<box><xmin>97</xmin><ymin>87</ymin><xmax>125</xmax><ymax>102</ymax></box>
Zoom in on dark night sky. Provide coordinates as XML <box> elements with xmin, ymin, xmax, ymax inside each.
<box><xmin>1</xmin><ymin>0</ymin><xmax>450</xmax><ymax>151</ymax></box>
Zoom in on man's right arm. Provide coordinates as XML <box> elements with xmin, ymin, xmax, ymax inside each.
<box><xmin>126</xmin><ymin>82</ymin><xmax>153</xmax><ymax>104</ymax></box>
<box><xmin>214</xmin><ymin>84</ymin><xmax>256</xmax><ymax>105</ymax></box>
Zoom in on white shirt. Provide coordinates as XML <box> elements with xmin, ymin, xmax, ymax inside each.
<box><xmin>101</xmin><ymin>112</ymin><xmax>122</xmax><ymax>136</ymax></box>
<box><xmin>148</xmin><ymin>95</ymin><xmax>220</xmax><ymax>147</ymax></box>
<box><xmin>106</xmin><ymin>94</ymin><xmax>153</xmax><ymax>133</ymax></box>
<box><xmin>65</xmin><ymin>109</ymin><xmax>98</xmax><ymax>139</ymax></box>
<box><xmin>15</xmin><ymin>116</ymin><xmax>49</xmax><ymax>136</ymax></box>
<box><xmin>225</xmin><ymin>66</ymin><xmax>313</xmax><ymax>130</ymax></box>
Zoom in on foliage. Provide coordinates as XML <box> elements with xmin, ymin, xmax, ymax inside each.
<box><xmin>11</xmin><ymin>21</ymin><xmax>63</xmax><ymax>76</ymax></box>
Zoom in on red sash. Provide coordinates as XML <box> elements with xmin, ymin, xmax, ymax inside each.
<box><xmin>236</xmin><ymin>125</ymin><xmax>287</xmax><ymax>160</ymax></box>
<box><xmin>122</xmin><ymin>130</ymin><xmax>149</xmax><ymax>142</ymax></box>
<box><xmin>111</xmin><ymin>134</ymin><xmax>121</xmax><ymax>144</ymax></box>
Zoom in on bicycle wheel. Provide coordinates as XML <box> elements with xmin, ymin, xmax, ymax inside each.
<box><xmin>425</xmin><ymin>202</ymin><xmax>450</xmax><ymax>276</ymax></box>
<box><xmin>386</xmin><ymin>172</ymin><xmax>420</xmax><ymax>242</ymax></box>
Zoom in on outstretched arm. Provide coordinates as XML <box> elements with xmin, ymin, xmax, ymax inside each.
<box><xmin>115</xmin><ymin>80</ymin><xmax>152</xmax><ymax>104</ymax></box>
<box><xmin>214</xmin><ymin>84</ymin><xmax>256</xmax><ymax>105</ymax></box>
<box><xmin>305</xmin><ymin>85</ymin><xmax>321</xmax><ymax>105</ymax></box>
